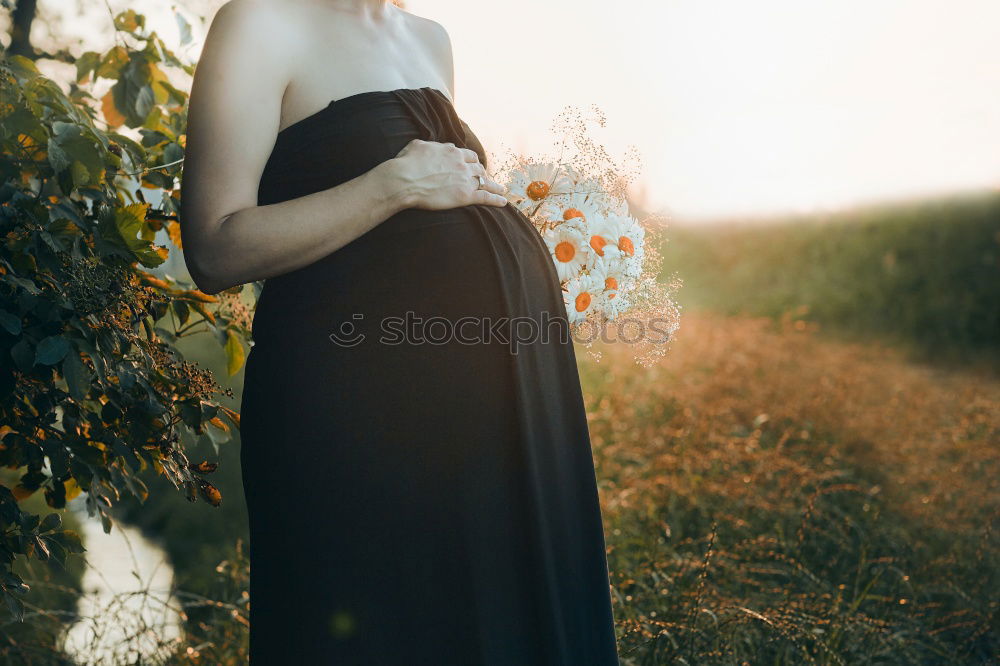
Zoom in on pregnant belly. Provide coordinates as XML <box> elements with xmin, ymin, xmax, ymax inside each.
<box><xmin>249</xmin><ymin>202</ymin><xmax>562</xmax><ymax>349</ymax></box>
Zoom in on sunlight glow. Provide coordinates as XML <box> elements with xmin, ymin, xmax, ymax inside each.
<box><xmin>411</xmin><ymin>0</ymin><xmax>1000</xmax><ymax>219</ymax></box>
<box><xmin>14</xmin><ymin>0</ymin><xmax>1000</xmax><ymax>220</ymax></box>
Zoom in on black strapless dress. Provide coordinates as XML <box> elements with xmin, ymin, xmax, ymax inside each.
<box><xmin>240</xmin><ymin>86</ymin><xmax>620</xmax><ymax>665</ymax></box>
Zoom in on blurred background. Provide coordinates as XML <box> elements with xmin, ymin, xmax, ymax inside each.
<box><xmin>2</xmin><ymin>1</ymin><xmax>997</xmax><ymax>663</ymax></box>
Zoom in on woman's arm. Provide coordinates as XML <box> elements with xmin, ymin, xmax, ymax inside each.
<box><xmin>179</xmin><ymin>1</ymin><xmax>506</xmax><ymax>295</ymax></box>
<box><xmin>179</xmin><ymin>1</ymin><xmax>410</xmax><ymax>294</ymax></box>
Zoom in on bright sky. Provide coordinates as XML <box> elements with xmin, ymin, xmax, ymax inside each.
<box><xmin>412</xmin><ymin>0</ymin><xmax>1000</xmax><ymax>219</ymax></box>
<box><xmin>14</xmin><ymin>0</ymin><xmax>1000</xmax><ymax>220</ymax></box>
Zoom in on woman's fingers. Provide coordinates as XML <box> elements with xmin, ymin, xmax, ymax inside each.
<box><xmin>472</xmin><ymin>188</ymin><xmax>509</xmax><ymax>207</ymax></box>
<box><xmin>467</xmin><ymin>170</ymin><xmax>507</xmax><ymax>207</ymax></box>
<box><xmin>466</xmin><ymin>163</ymin><xmax>504</xmax><ymax>193</ymax></box>
<box><xmin>481</xmin><ymin>177</ymin><xmax>506</xmax><ymax>196</ymax></box>
<box><xmin>415</xmin><ymin>140</ymin><xmax>506</xmax><ymax>207</ymax></box>
<box><xmin>464</xmin><ymin>162</ymin><xmax>503</xmax><ymax>191</ymax></box>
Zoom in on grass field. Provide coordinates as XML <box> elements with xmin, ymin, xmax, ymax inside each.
<box><xmin>597</xmin><ymin>193</ymin><xmax>1000</xmax><ymax>663</ymax></box>
<box><xmin>584</xmin><ymin>311</ymin><xmax>998</xmax><ymax>664</ymax></box>
<box><xmin>656</xmin><ymin>191</ymin><xmax>1000</xmax><ymax>364</ymax></box>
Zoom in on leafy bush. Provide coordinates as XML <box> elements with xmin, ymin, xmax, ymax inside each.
<box><xmin>0</xmin><ymin>11</ymin><xmax>252</xmax><ymax>622</ymax></box>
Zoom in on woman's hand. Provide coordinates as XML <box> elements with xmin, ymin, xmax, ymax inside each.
<box><xmin>385</xmin><ymin>139</ymin><xmax>508</xmax><ymax>210</ymax></box>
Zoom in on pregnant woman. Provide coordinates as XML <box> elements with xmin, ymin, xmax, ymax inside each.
<box><xmin>180</xmin><ymin>1</ymin><xmax>620</xmax><ymax>663</ymax></box>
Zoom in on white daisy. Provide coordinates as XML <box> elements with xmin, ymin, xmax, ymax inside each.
<box><xmin>583</xmin><ymin>212</ymin><xmax>618</xmax><ymax>261</ymax></box>
<box><xmin>505</xmin><ymin>160</ymin><xmax>574</xmax><ymax>206</ymax></box>
<box><xmin>543</xmin><ymin>220</ymin><xmax>590</xmax><ymax>283</ymax></box>
<box><xmin>564</xmin><ymin>174</ymin><xmax>614</xmax><ymax>210</ymax></box>
<box><xmin>598</xmin><ymin>213</ymin><xmax>646</xmax><ymax>275</ymax></box>
<box><xmin>536</xmin><ymin>191</ymin><xmax>602</xmax><ymax>228</ymax></box>
<box><xmin>562</xmin><ymin>273</ymin><xmax>601</xmax><ymax>325</ymax></box>
<box><xmin>589</xmin><ymin>257</ymin><xmax>631</xmax><ymax>320</ymax></box>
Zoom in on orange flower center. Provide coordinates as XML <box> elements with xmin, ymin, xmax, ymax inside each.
<box><xmin>574</xmin><ymin>292</ymin><xmax>592</xmax><ymax>312</ymax></box>
<box><xmin>554</xmin><ymin>240</ymin><xmax>576</xmax><ymax>263</ymax></box>
<box><xmin>618</xmin><ymin>236</ymin><xmax>635</xmax><ymax>256</ymax></box>
<box><xmin>563</xmin><ymin>207</ymin><xmax>585</xmax><ymax>221</ymax></box>
<box><xmin>590</xmin><ymin>235</ymin><xmax>607</xmax><ymax>256</ymax></box>
<box><xmin>605</xmin><ymin>276</ymin><xmax>618</xmax><ymax>291</ymax></box>
<box><xmin>526</xmin><ymin>180</ymin><xmax>550</xmax><ymax>200</ymax></box>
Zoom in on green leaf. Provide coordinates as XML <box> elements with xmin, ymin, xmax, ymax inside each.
<box><xmin>46</xmin><ymin>137</ymin><xmax>71</xmax><ymax>173</ymax></box>
<box><xmin>47</xmin><ymin>219</ymin><xmax>82</xmax><ymax>239</ymax></box>
<box><xmin>0</xmin><ymin>104</ymin><xmax>41</xmax><ymax>137</ymax></box>
<box><xmin>10</xmin><ymin>339</ymin><xmax>34</xmax><ymax>371</ymax></box>
<box><xmin>4</xmin><ymin>274</ymin><xmax>40</xmax><ymax>295</ymax></box>
<box><xmin>156</xmin><ymin>78</ymin><xmax>188</xmax><ymax>106</ymax></box>
<box><xmin>70</xmin><ymin>161</ymin><xmax>90</xmax><ymax>186</ymax></box>
<box><xmin>98</xmin><ymin>203</ymin><xmax>167</xmax><ymax>267</ymax></box>
<box><xmin>40</xmin><ymin>536</ymin><xmax>67</xmax><ymax>567</ymax></box>
<box><xmin>62</xmin><ymin>351</ymin><xmax>92</xmax><ymax>401</ymax></box>
<box><xmin>133</xmin><ymin>84</ymin><xmax>155</xmax><ymax>120</ymax></box>
<box><xmin>35</xmin><ymin>336</ymin><xmax>70</xmax><ymax>365</ymax></box>
<box><xmin>0</xmin><ymin>309</ymin><xmax>22</xmax><ymax>335</ymax></box>
<box><xmin>96</xmin><ymin>46</ymin><xmax>129</xmax><ymax>79</ymax></box>
<box><xmin>224</xmin><ymin>330</ymin><xmax>245</xmax><ymax>376</ymax></box>
<box><xmin>31</xmin><ymin>536</ymin><xmax>51</xmax><ymax>561</ymax></box>
<box><xmin>174</xmin><ymin>11</ymin><xmax>193</xmax><ymax>46</ymax></box>
<box><xmin>107</xmin><ymin>132</ymin><xmax>147</xmax><ymax>167</ymax></box>
<box><xmin>3</xmin><ymin>590</ymin><xmax>25</xmax><ymax>622</ymax></box>
<box><xmin>100</xmin><ymin>510</ymin><xmax>112</xmax><ymax>534</ymax></box>
<box><xmin>49</xmin><ymin>530</ymin><xmax>86</xmax><ymax>554</ymax></box>
<box><xmin>47</xmin><ymin>121</ymin><xmax>105</xmax><ymax>186</ymax></box>
<box><xmin>109</xmin><ymin>58</ymin><xmax>155</xmax><ymax>127</ymax></box>
<box><xmin>4</xmin><ymin>55</ymin><xmax>40</xmax><ymax>78</ymax></box>
<box><xmin>38</xmin><ymin>512</ymin><xmax>61</xmax><ymax>533</ymax></box>
<box><xmin>172</xmin><ymin>301</ymin><xmax>190</xmax><ymax>326</ymax></box>
<box><xmin>75</xmin><ymin>51</ymin><xmax>102</xmax><ymax>82</ymax></box>
<box><xmin>162</xmin><ymin>141</ymin><xmax>184</xmax><ymax>173</ymax></box>
<box><xmin>179</xmin><ymin>401</ymin><xmax>202</xmax><ymax>429</ymax></box>
<box><xmin>113</xmin><ymin>9</ymin><xmax>145</xmax><ymax>34</ymax></box>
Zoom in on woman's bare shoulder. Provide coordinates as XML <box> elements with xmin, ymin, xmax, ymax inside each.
<box><xmin>206</xmin><ymin>0</ymin><xmax>301</xmax><ymax>51</ymax></box>
<box><xmin>401</xmin><ymin>10</ymin><xmax>452</xmax><ymax>52</ymax></box>
<box><xmin>398</xmin><ymin>11</ymin><xmax>454</xmax><ymax>94</ymax></box>
<box><xmin>205</xmin><ymin>0</ymin><xmax>318</xmax><ymax>64</ymax></box>
<box><xmin>198</xmin><ymin>0</ymin><xmax>311</xmax><ymax>99</ymax></box>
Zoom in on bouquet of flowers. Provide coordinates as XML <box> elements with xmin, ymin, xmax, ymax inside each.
<box><xmin>492</xmin><ymin>105</ymin><xmax>682</xmax><ymax>365</ymax></box>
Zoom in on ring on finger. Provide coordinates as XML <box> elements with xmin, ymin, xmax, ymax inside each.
<box><xmin>475</xmin><ymin>174</ymin><xmax>486</xmax><ymax>189</ymax></box>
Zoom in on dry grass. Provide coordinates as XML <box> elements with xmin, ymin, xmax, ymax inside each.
<box><xmin>583</xmin><ymin>310</ymin><xmax>999</xmax><ymax>664</ymax></box>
